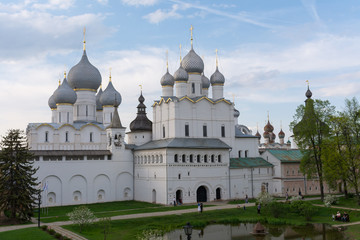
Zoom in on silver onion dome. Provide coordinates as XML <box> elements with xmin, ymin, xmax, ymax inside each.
<box><xmin>234</xmin><ymin>108</ymin><xmax>240</xmax><ymax>118</ymax></box>
<box><xmin>53</xmin><ymin>78</ymin><xmax>77</xmax><ymax>105</ymax></box>
<box><xmin>210</xmin><ymin>67</ymin><xmax>225</xmax><ymax>85</ymax></box>
<box><xmin>96</xmin><ymin>87</ymin><xmax>103</xmax><ymax>110</ymax></box>
<box><xmin>68</xmin><ymin>50</ymin><xmax>102</xmax><ymax>90</ymax></box>
<box><xmin>48</xmin><ymin>94</ymin><xmax>57</xmax><ymax>109</ymax></box>
<box><xmin>181</xmin><ymin>48</ymin><xmax>204</xmax><ymax>74</ymax></box>
<box><xmin>174</xmin><ymin>65</ymin><xmax>188</xmax><ymax>82</ymax></box>
<box><xmin>160</xmin><ymin>69</ymin><xmax>175</xmax><ymax>86</ymax></box>
<box><xmin>201</xmin><ymin>73</ymin><xmax>210</xmax><ymax>89</ymax></box>
<box><xmin>100</xmin><ymin>81</ymin><xmax>122</xmax><ymax>107</ymax></box>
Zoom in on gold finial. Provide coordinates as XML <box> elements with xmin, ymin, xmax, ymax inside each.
<box><xmin>215</xmin><ymin>49</ymin><xmax>219</xmax><ymax>68</ymax></box>
<box><xmin>190</xmin><ymin>25</ymin><xmax>193</xmax><ymax>48</ymax></box>
<box><xmin>267</xmin><ymin>111</ymin><xmax>269</xmax><ymax>121</ymax></box>
<box><xmin>179</xmin><ymin>44</ymin><xmax>182</xmax><ymax>62</ymax></box>
<box><xmin>58</xmin><ymin>78</ymin><xmax>61</xmax><ymax>86</ymax></box>
<box><xmin>306</xmin><ymin>80</ymin><xmax>309</xmax><ymax>86</ymax></box>
<box><xmin>83</xmin><ymin>27</ymin><xmax>86</xmax><ymax>50</ymax></box>
<box><xmin>109</xmin><ymin>68</ymin><xmax>112</xmax><ymax>82</ymax></box>
<box><xmin>139</xmin><ymin>84</ymin><xmax>143</xmax><ymax>91</ymax></box>
<box><xmin>64</xmin><ymin>70</ymin><xmax>66</xmax><ymax>79</ymax></box>
<box><xmin>166</xmin><ymin>50</ymin><xmax>169</xmax><ymax>70</ymax></box>
<box><xmin>100</xmin><ymin>83</ymin><xmax>102</xmax><ymax>89</ymax></box>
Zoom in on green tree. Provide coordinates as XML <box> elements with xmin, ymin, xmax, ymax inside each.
<box><xmin>0</xmin><ymin>129</ymin><xmax>38</xmax><ymax>222</ymax></box>
<box><xmin>98</xmin><ymin>217</ymin><xmax>111</xmax><ymax>240</ymax></box>
<box><xmin>290</xmin><ymin>91</ymin><xmax>335</xmax><ymax>201</ymax></box>
<box><xmin>67</xmin><ymin>206</ymin><xmax>96</xmax><ymax>233</ymax></box>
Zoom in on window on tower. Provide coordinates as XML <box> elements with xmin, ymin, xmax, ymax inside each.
<box><xmin>45</xmin><ymin>131</ymin><xmax>49</xmax><ymax>142</ymax></box>
<box><xmin>245</xmin><ymin>150</ymin><xmax>248</xmax><ymax>158</ymax></box>
<box><xmin>221</xmin><ymin>125</ymin><xmax>225</xmax><ymax>137</ymax></box>
<box><xmin>192</xmin><ymin>83</ymin><xmax>195</xmax><ymax>93</ymax></box>
<box><xmin>203</xmin><ymin>124</ymin><xmax>207</xmax><ymax>137</ymax></box>
<box><xmin>163</xmin><ymin>125</ymin><xmax>165</xmax><ymax>138</ymax></box>
<box><xmin>185</xmin><ymin>124</ymin><xmax>189</xmax><ymax>137</ymax></box>
<box><xmin>90</xmin><ymin>132</ymin><xmax>93</xmax><ymax>142</ymax></box>
<box><xmin>65</xmin><ymin>131</ymin><xmax>69</xmax><ymax>142</ymax></box>
<box><xmin>67</xmin><ymin>112</ymin><xmax>70</xmax><ymax>123</ymax></box>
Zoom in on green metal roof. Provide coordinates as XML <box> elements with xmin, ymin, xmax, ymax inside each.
<box><xmin>267</xmin><ymin>149</ymin><xmax>304</xmax><ymax>163</ymax></box>
<box><xmin>230</xmin><ymin>157</ymin><xmax>273</xmax><ymax>169</ymax></box>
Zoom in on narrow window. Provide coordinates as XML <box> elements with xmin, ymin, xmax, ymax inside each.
<box><xmin>192</xmin><ymin>83</ymin><xmax>195</xmax><ymax>93</ymax></box>
<box><xmin>221</xmin><ymin>125</ymin><xmax>225</xmax><ymax>137</ymax></box>
<box><xmin>211</xmin><ymin>155</ymin><xmax>215</xmax><ymax>163</ymax></box>
<box><xmin>65</xmin><ymin>131</ymin><xmax>69</xmax><ymax>142</ymax></box>
<box><xmin>90</xmin><ymin>132</ymin><xmax>93</xmax><ymax>142</ymax></box>
<box><xmin>59</xmin><ymin>112</ymin><xmax>61</xmax><ymax>123</ymax></box>
<box><xmin>238</xmin><ymin>150</ymin><xmax>242</xmax><ymax>158</ymax></box>
<box><xmin>197</xmin><ymin>154</ymin><xmax>201</xmax><ymax>163</ymax></box>
<box><xmin>174</xmin><ymin>154</ymin><xmax>178</xmax><ymax>163</ymax></box>
<box><xmin>189</xmin><ymin>154</ymin><xmax>193</xmax><ymax>163</ymax></box>
<box><xmin>245</xmin><ymin>150</ymin><xmax>248</xmax><ymax>158</ymax></box>
<box><xmin>67</xmin><ymin>112</ymin><xmax>70</xmax><ymax>123</ymax></box>
<box><xmin>86</xmin><ymin>105</ymin><xmax>88</xmax><ymax>117</ymax></box>
<box><xmin>203</xmin><ymin>125</ymin><xmax>207</xmax><ymax>137</ymax></box>
<box><xmin>185</xmin><ymin>124</ymin><xmax>189</xmax><ymax>137</ymax></box>
<box><xmin>163</xmin><ymin>125</ymin><xmax>165</xmax><ymax>138</ymax></box>
<box><xmin>45</xmin><ymin>131</ymin><xmax>49</xmax><ymax>142</ymax></box>
<box><xmin>178</xmin><ymin>174</ymin><xmax>181</xmax><ymax>179</ymax></box>
<box><xmin>182</xmin><ymin>154</ymin><xmax>186</xmax><ymax>163</ymax></box>
<box><xmin>204</xmin><ymin>155</ymin><xmax>208</xmax><ymax>163</ymax></box>
<box><xmin>218</xmin><ymin>155</ymin><xmax>221</xmax><ymax>163</ymax></box>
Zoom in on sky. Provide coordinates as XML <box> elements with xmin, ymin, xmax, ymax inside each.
<box><xmin>1</xmin><ymin>0</ymin><xmax>360</xmax><ymax>143</ymax></box>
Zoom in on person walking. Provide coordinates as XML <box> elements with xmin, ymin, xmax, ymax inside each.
<box><xmin>197</xmin><ymin>202</ymin><xmax>201</xmax><ymax>213</ymax></box>
<box><xmin>257</xmin><ymin>203</ymin><xmax>261</xmax><ymax>214</ymax></box>
<box><xmin>245</xmin><ymin>194</ymin><xmax>248</xmax><ymax>204</ymax></box>
<box><xmin>173</xmin><ymin>196</ymin><xmax>177</xmax><ymax>206</ymax></box>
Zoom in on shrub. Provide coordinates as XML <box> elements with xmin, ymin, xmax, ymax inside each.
<box><xmin>289</xmin><ymin>195</ymin><xmax>302</xmax><ymax>202</ymax></box>
<box><xmin>265</xmin><ymin>202</ymin><xmax>288</xmax><ymax>218</ymax></box>
<box><xmin>48</xmin><ymin>229</ymin><xmax>56</xmax><ymax>235</ymax></box>
<box><xmin>54</xmin><ymin>233</ymin><xmax>62</xmax><ymax>239</ymax></box>
<box><xmin>40</xmin><ymin>225</ymin><xmax>48</xmax><ymax>231</ymax></box>
<box><xmin>290</xmin><ymin>200</ymin><xmax>305</xmax><ymax>214</ymax></box>
<box><xmin>136</xmin><ymin>229</ymin><xmax>164</xmax><ymax>240</ymax></box>
<box><xmin>256</xmin><ymin>192</ymin><xmax>273</xmax><ymax>206</ymax></box>
<box><xmin>324</xmin><ymin>195</ymin><xmax>338</xmax><ymax>207</ymax></box>
<box><xmin>302</xmin><ymin>204</ymin><xmax>317</xmax><ymax>221</ymax></box>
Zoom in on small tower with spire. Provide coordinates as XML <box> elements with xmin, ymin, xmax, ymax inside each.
<box><xmin>210</xmin><ymin>49</ymin><xmax>225</xmax><ymax>99</ymax></box>
<box><xmin>160</xmin><ymin>50</ymin><xmax>175</xmax><ymax>97</ymax></box>
<box><xmin>106</xmin><ymin>105</ymin><xmax>126</xmax><ymax>153</ymax></box>
<box><xmin>174</xmin><ymin>44</ymin><xmax>189</xmax><ymax>97</ymax></box>
<box><xmin>278</xmin><ymin>121</ymin><xmax>285</xmax><ymax>145</ymax></box>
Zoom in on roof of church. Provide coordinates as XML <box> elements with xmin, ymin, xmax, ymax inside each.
<box><xmin>235</xmin><ymin>127</ymin><xmax>257</xmax><ymax>138</ymax></box>
<box><xmin>230</xmin><ymin>157</ymin><xmax>273</xmax><ymax>168</ymax></box>
<box><xmin>27</xmin><ymin>121</ymin><xmax>106</xmax><ymax>130</ymax></box>
<box><xmin>153</xmin><ymin>96</ymin><xmax>232</xmax><ymax>106</ymax></box>
<box><xmin>107</xmin><ymin>107</ymin><xmax>124</xmax><ymax>128</ymax></box>
<box><xmin>30</xmin><ymin>150</ymin><xmax>111</xmax><ymax>156</ymax></box>
<box><xmin>135</xmin><ymin>138</ymin><xmax>231</xmax><ymax>150</ymax></box>
<box><xmin>266</xmin><ymin>149</ymin><xmax>304</xmax><ymax>163</ymax></box>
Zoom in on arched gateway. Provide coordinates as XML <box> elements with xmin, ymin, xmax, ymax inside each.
<box><xmin>196</xmin><ymin>186</ymin><xmax>207</xmax><ymax>202</ymax></box>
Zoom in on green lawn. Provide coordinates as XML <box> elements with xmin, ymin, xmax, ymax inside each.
<box><xmin>0</xmin><ymin>227</ymin><xmax>55</xmax><ymax>240</ymax></box>
<box><xmin>37</xmin><ymin>201</ymin><xmax>203</xmax><ymax>223</ymax></box>
<box><xmin>64</xmin><ymin>204</ymin><xmax>360</xmax><ymax>240</ymax></box>
<box><xmin>309</xmin><ymin>196</ymin><xmax>360</xmax><ymax>209</ymax></box>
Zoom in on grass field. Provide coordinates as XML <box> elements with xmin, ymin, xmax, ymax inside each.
<box><xmin>309</xmin><ymin>196</ymin><xmax>360</xmax><ymax>209</ymax></box>
<box><xmin>345</xmin><ymin>224</ymin><xmax>360</xmax><ymax>239</ymax></box>
<box><xmin>36</xmin><ymin>201</ymin><xmax>203</xmax><ymax>223</ymax></box>
<box><xmin>64</xmin><ymin>204</ymin><xmax>360</xmax><ymax>240</ymax></box>
<box><xmin>0</xmin><ymin>227</ymin><xmax>55</xmax><ymax>240</ymax></box>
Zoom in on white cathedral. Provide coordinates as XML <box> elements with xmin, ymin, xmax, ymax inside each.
<box><xmin>27</xmin><ymin>31</ymin><xmax>275</xmax><ymax>207</ymax></box>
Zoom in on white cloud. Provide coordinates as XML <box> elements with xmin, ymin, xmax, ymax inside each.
<box><xmin>143</xmin><ymin>4</ymin><xmax>182</xmax><ymax>24</ymax></box>
<box><xmin>122</xmin><ymin>0</ymin><xmax>158</xmax><ymax>7</ymax></box>
<box><xmin>96</xmin><ymin>0</ymin><xmax>108</xmax><ymax>4</ymax></box>
<box><xmin>32</xmin><ymin>0</ymin><xmax>75</xmax><ymax>10</ymax></box>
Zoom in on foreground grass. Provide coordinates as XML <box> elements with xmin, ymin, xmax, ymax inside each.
<box><xmin>0</xmin><ymin>227</ymin><xmax>55</xmax><ymax>240</ymax></box>
<box><xmin>64</xmin><ymin>205</ymin><xmax>360</xmax><ymax>240</ymax></box>
<box><xmin>345</xmin><ymin>224</ymin><xmax>360</xmax><ymax>239</ymax></box>
<box><xmin>37</xmin><ymin>201</ymin><xmax>203</xmax><ymax>223</ymax></box>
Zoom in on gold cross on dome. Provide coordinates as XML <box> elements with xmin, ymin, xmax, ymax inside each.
<box><xmin>109</xmin><ymin>67</ymin><xmax>112</xmax><ymax>82</ymax></box>
<box><xmin>179</xmin><ymin>44</ymin><xmax>182</xmax><ymax>62</ymax></box>
<box><xmin>190</xmin><ymin>25</ymin><xmax>193</xmax><ymax>47</ymax></box>
<box><xmin>215</xmin><ymin>49</ymin><xmax>219</xmax><ymax>67</ymax></box>
<box><xmin>83</xmin><ymin>27</ymin><xmax>86</xmax><ymax>50</ymax></box>
<box><xmin>139</xmin><ymin>84</ymin><xmax>143</xmax><ymax>91</ymax></box>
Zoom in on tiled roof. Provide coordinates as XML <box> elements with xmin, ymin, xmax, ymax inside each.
<box><xmin>230</xmin><ymin>157</ymin><xmax>273</xmax><ymax>169</ymax></box>
<box><xmin>267</xmin><ymin>149</ymin><xmax>304</xmax><ymax>163</ymax></box>
<box><xmin>135</xmin><ymin>138</ymin><xmax>231</xmax><ymax>150</ymax></box>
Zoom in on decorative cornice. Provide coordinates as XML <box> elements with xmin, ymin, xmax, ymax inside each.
<box><xmin>74</xmin><ymin>88</ymin><xmax>97</xmax><ymax>92</ymax></box>
<box><xmin>59</xmin><ymin>124</ymin><xmax>76</xmax><ymax>130</ymax></box>
<box><xmin>56</xmin><ymin>103</ymin><xmax>73</xmax><ymax>106</ymax></box>
<box><xmin>80</xmin><ymin>123</ymin><xmax>103</xmax><ymax>131</ymax></box>
<box><xmin>175</xmin><ymin>81</ymin><xmax>187</xmax><ymax>83</ymax></box>
<box><xmin>187</xmin><ymin>72</ymin><xmax>201</xmax><ymax>75</ymax></box>
<box><xmin>212</xmin><ymin>83</ymin><xmax>224</xmax><ymax>86</ymax></box>
<box><xmin>35</xmin><ymin>123</ymin><xmax>56</xmax><ymax>130</ymax></box>
<box><xmin>162</xmin><ymin>85</ymin><xmax>173</xmax><ymax>88</ymax></box>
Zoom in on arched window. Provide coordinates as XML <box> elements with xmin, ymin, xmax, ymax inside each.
<box><xmin>185</xmin><ymin>123</ymin><xmax>189</xmax><ymax>137</ymax></box>
<box><xmin>245</xmin><ymin>150</ymin><xmax>248</xmax><ymax>158</ymax></box>
<box><xmin>174</xmin><ymin>154</ymin><xmax>178</xmax><ymax>163</ymax></box>
<box><xmin>163</xmin><ymin>125</ymin><xmax>165</xmax><ymax>138</ymax></box>
<box><xmin>204</xmin><ymin>155</ymin><xmax>208</xmax><ymax>163</ymax></box>
<box><xmin>197</xmin><ymin>154</ymin><xmax>201</xmax><ymax>163</ymax></box>
<box><xmin>65</xmin><ymin>131</ymin><xmax>69</xmax><ymax>142</ymax></box>
<box><xmin>218</xmin><ymin>155</ymin><xmax>222</xmax><ymax>163</ymax></box>
<box><xmin>221</xmin><ymin>125</ymin><xmax>225</xmax><ymax>137</ymax></box>
<box><xmin>192</xmin><ymin>83</ymin><xmax>195</xmax><ymax>93</ymax></box>
<box><xmin>90</xmin><ymin>132</ymin><xmax>93</xmax><ymax>142</ymax></box>
<box><xmin>182</xmin><ymin>154</ymin><xmax>186</xmax><ymax>163</ymax></box>
<box><xmin>189</xmin><ymin>154</ymin><xmax>193</xmax><ymax>163</ymax></box>
<box><xmin>211</xmin><ymin>155</ymin><xmax>215</xmax><ymax>163</ymax></box>
<box><xmin>45</xmin><ymin>131</ymin><xmax>49</xmax><ymax>142</ymax></box>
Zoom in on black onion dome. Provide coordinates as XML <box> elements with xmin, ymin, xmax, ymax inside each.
<box><xmin>96</xmin><ymin>87</ymin><xmax>103</xmax><ymax>110</ymax></box>
<box><xmin>130</xmin><ymin>92</ymin><xmax>152</xmax><ymax>132</ymax></box>
<box><xmin>100</xmin><ymin>81</ymin><xmax>122</xmax><ymax>107</ymax></box>
<box><xmin>278</xmin><ymin>129</ymin><xmax>285</xmax><ymax>138</ymax></box>
<box><xmin>174</xmin><ymin>65</ymin><xmax>188</xmax><ymax>82</ymax></box>
<box><xmin>264</xmin><ymin>120</ymin><xmax>274</xmax><ymax>133</ymax></box>
<box><xmin>160</xmin><ymin>69</ymin><xmax>175</xmax><ymax>86</ymax></box>
<box><xmin>181</xmin><ymin>48</ymin><xmax>204</xmax><ymax>73</ymax></box>
<box><xmin>210</xmin><ymin>67</ymin><xmax>225</xmax><ymax>85</ymax></box>
<box><xmin>53</xmin><ymin>78</ymin><xmax>77</xmax><ymax>104</ymax></box>
<box><xmin>306</xmin><ymin>86</ymin><xmax>312</xmax><ymax>99</ymax></box>
<box><xmin>201</xmin><ymin>73</ymin><xmax>210</xmax><ymax>89</ymax></box>
<box><xmin>48</xmin><ymin>93</ymin><xmax>57</xmax><ymax>109</ymax></box>
<box><xmin>68</xmin><ymin>50</ymin><xmax>102</xmax><ymax>90</ymax></box>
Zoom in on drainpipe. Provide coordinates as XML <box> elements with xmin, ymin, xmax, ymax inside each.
<box><xmin>251</xmin><ymin>167</ymin><xmax>254</xmax><ymax>198</ymax></box>
<box><xmin>228</xmin><ymin>148</ymin><xmax>232</xmax><ymax>200</ymax></box>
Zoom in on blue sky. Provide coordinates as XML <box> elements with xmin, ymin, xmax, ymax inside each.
<box><xmin>1</xmin><ymin>0</ymin><xmax>360</xmax><ymax>144</ymax></box>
